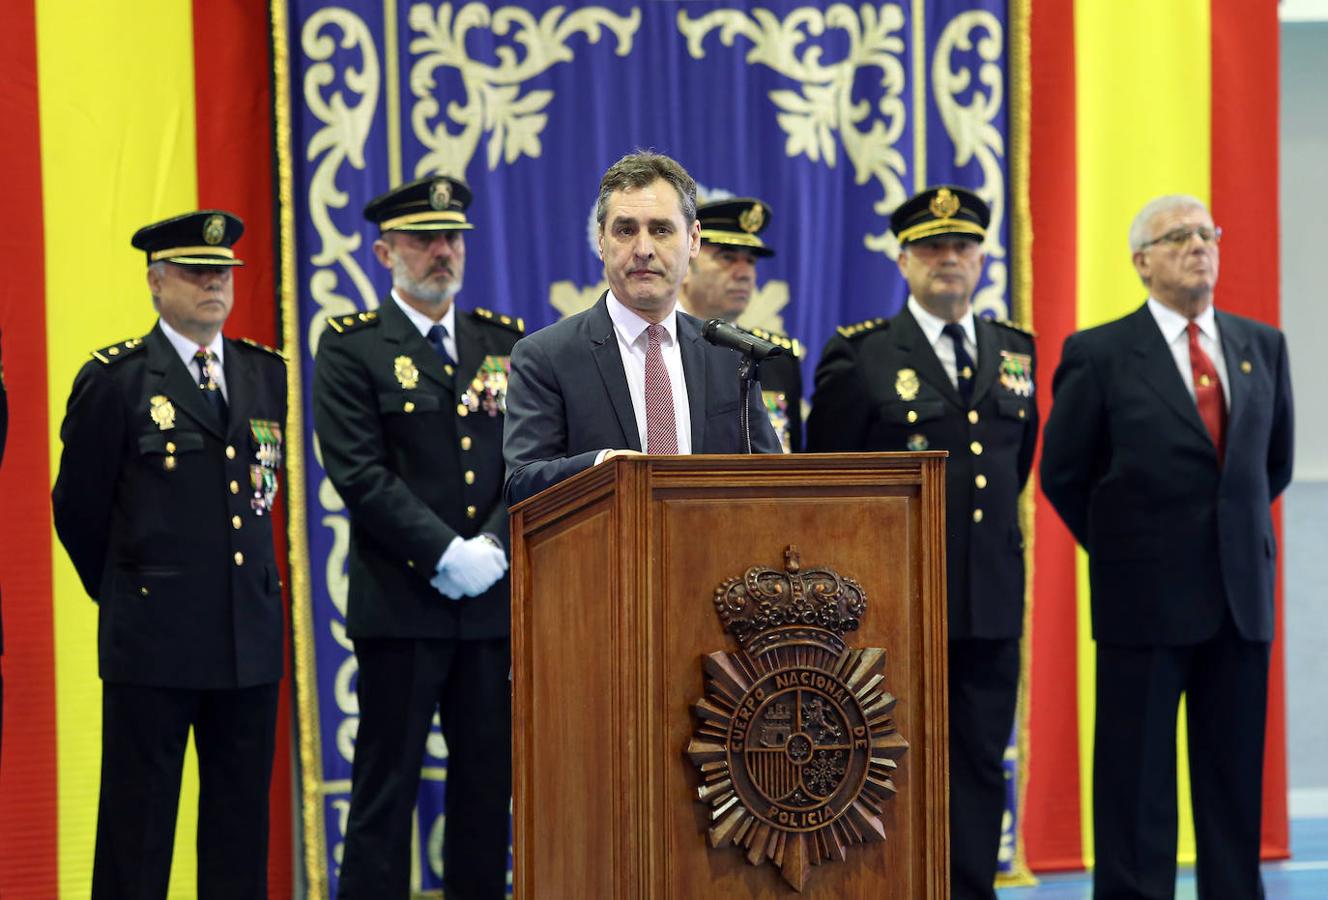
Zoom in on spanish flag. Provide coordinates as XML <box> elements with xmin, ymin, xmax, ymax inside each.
<box><xmin>0</xmin><ymin>4</ymin><xmax>290</xmax><ymax>896</ymax></box>
<box><xmin>1021</xmin><ymin>0</ymin><xmax>1288</xmax><ymax>873</ymax></box>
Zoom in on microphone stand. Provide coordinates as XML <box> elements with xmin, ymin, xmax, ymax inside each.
<box><xmin>738</xmin><ymin>353</ymin><xmax>760</xmax><ymax>454</ymax></box>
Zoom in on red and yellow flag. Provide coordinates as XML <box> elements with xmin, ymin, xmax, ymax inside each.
<box><xmin>0</xmin><ymin>4</ymin><xmax>290</xmax><ymax>896</ymax></box>
<box><xmin>1023</xmin><ymin>0</ymin><xmax>1287</xmax><ymax>871</ymax></box>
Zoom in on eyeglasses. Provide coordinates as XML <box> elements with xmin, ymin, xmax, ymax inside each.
<box><xmin>1139</xmin><ymin>225</ymin><xmax>1222</xmax><ymax>250</ymax></box>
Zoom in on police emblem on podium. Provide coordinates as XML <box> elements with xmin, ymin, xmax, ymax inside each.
<box><xmin>686</xmin><ymin>546</ymin><xmax>909</xmax><ymax>892</ymax></box>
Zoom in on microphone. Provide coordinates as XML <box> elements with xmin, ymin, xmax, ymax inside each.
<box><xmin>701</xmin><ymin>319</ymin><xmax>786</xmax><ymax>361</ymax></box>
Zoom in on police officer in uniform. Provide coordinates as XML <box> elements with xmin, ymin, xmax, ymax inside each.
<box><xmin>313</xmin><ymin>175</ymin><xmax>521</xmax><ymax>899</ymax></box>
<box><xmin>680</xmin><ymin>197</ymin><xmax>804</xmax><ymax>451</ymax></box>
<box><xmin>806</xmin><ymin>186</ymin><xmax>1037</xmax><ymax>899</ymax></box>
<box><xmin>52</xmin><ymin>211</ymin><xmax>287</xmax><ymax>899</ymax></box>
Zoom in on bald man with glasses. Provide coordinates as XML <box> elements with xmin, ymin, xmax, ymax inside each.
<box><xmin>1041</xmin><ymin>194</ymin><xmax>1294</xmax><ymax>899</ymax></box>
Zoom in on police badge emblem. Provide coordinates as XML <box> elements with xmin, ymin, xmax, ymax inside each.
<box><xmin>687</xmin><ymin>546</ymin><xmax>908</xmax><ymax>891</ymax></box>
<box><xmin>895</xmin><ymin>367</ymin><xmax>920</xmax><ymax>402</ymax></box>
<box><xmin>739</xmin><ymin>202</ymin><xmax>766</xmax><ymax>234</ymax></box>
<box><xmin>429</xmin><ymin>178</ymin><xmax>452</xmax><ymax>211</ymax></box>
<box><xmin>929</xmin><ymin>187</ymin><xmax>960</xmax><ymax>219</ymax></box>
<box><xmin>149</xmin><ymin>395</ymin><xmax>176</xmax><ymax>430</ymax></box>
<box><xmin>394</xmin><ymin>356</ymin><xmax>420</xmax><ymax>390</ymax></box>
<box><xmin>202</xmin><ymin>214</ymin><xmax>226</xmax><ymax>245</ymax></box>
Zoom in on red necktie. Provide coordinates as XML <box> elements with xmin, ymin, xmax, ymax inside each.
<box><xmin>1187</xmin><ymin>321</ymin><xmax>1226</xmax><ymax>465</ymax></box>
<box><xmin>644</xmin><ymin>324</ymin><xmax>678</xmax><ymax>454</ymax></box>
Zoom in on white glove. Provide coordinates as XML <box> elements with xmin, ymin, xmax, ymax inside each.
<box><xmin>438</xmin><ymin>535</ymin><xmax>508</xmax><ymax>598</ymax></box>
<box><xmin>430</xmin><ymin>567</ymin><xmax>465</xmax><ymax>600</ymax></box>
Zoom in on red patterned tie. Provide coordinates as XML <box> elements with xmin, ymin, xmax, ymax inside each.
<box><xmin>644</xmin><ymin>323</ymin><xmax>678</xmax><ymax>454</ymax></box>
<box><xmin>1187</xmin><ymin>322</ymin><xmax>1227</xmax><ymax>465</ymax></box>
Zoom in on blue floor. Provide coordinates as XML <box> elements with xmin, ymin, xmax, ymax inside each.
<box><xmin>997</xmin><ymin>817</ymin><xmax>1328</xmax><ymax>899</ymax></box>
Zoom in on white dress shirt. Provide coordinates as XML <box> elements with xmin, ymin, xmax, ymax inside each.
<box><xmin>158</xmin><ymin>317</ymin><xmax>228</xmax><ymax>401</ymax></box>
<box><xmin>392</xmin><ymin>290</ymin><xmax>458</xmax><ymax>360</ymax></box>
<box><xmin>1146</xmin><ymin>297</ymin><xmax>1230</xmax><ymax>407</ymax></box>
<box><xmin>606</xmin><ymin>292</ymin><xmax>693</xmax><ymax>455</ymax></box>
<box><xmin>908</xmin><ymin>295</ymin><xmax>978</xmax><ymax>388</ymax></box>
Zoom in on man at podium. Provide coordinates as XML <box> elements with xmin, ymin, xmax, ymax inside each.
<box><xmin>503</xmin><ymin>151</ymin><xmax>781</xmax><ymax>504</ymax></box>
<box><xmin>806</xmin><ymin>186</ymin><xmax>1038</xmax><ymax>900</ymax></box>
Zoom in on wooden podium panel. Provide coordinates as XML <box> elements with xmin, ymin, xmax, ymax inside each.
<box><xmin>511</xmin><ymin>454</ymin><xmax>948</xmax><ymax>898</ymax></box>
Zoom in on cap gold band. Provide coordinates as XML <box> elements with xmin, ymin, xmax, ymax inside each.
<box><xmin>897</xmin><ymin>219</ymin><xmax>986</xmax><ymax>245</ymax></box>
<box><xmin>380</xmin><ymin>210</ymin><xmax>470</xmax><ymax>231</ymax></box>
<box><xmin>150</xmin><ymin>245</ymin><xmax>236</xmax><ymax>262</ymax></box>
<box><xmin>699</xmin><ymin>229</ymin><xmax>767</xmax><ymax>249</ymax></box>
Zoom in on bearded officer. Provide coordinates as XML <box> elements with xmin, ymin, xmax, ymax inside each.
<box><xmin>806</xmin><ymin>186</ymin><xmax>1038</xmax><ymax>899</ymax></box>
<box><xmin>313</xmin><ymin>175</ymin><xmax>522</xmax><ymax>899</ymax></box>
<box><xmin>679</xmin><ymin>197</ymin><xmax>804</xmax><ymax>451</ymax></box>
<box><xmin>52</xmin><ymin>210</ymin><xmax>287</xmax><ymax>898</ymax></box>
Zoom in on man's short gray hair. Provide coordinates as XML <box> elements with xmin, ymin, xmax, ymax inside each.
<box><xmin>1128</xmin><ymin>194</ymin><xmax>1210</xmax><ymax>252</ymax></box>
<box><xmin>594</xmin><ymin>150</ymin><xmax>697</xmax><ymax>230</ymax></box>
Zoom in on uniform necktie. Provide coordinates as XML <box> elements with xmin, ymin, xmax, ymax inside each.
<box><xmin>644</xmin><ymin>323</ymin><xmax>678</xmax><ymax>454</ymax></box>
<box><xmin>426</xmin><ymin>323</ymin><xmax>455</xmax><ymax>367</ymax></box>
<box><xmin>942</xmin><ymin>322</ymin><xmax>975</xmax><ymax>406</ymax></box>
<box><xmin>193</xmin><ymin>348</ymin><xmax>228</xmax><ymax>425</ymax></box>
<box><xmin>1187</xmin><ymin>321</ymin><xmax>1227</xmax><ymax>465</ymax></box>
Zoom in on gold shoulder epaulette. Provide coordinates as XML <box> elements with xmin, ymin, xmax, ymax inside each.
<box><xmin>992</xmin><ymin>319</ymin><xmax>1036</xmax><ymax>339</ymax></box>
<box><xmin>326</xmin><ymin>310</ymin><xmax>380</xmax><ymax>335</ymax></box>
<box><xmin>91</xmin><ymin>336</ymin><xmax>147</xmax><ymax>365</ymax></box>
<box><xmin>745</xmin><ymin>326</ymin><xmax>804</xmax><ymax>359</ymax></box>
<box><xmin>239</xmin><ymin>337</ymin><xmax>289</xmax><ymax>361</ymax></box>
<box><xmin>473</xmin><ymin>307</ymin><xmax>525</xmax><ymax>334</ymax></box>
<box><xmin>836</xmin><ymin>317</ymin><xmax>889</xmax><ymax>339</ymax></box>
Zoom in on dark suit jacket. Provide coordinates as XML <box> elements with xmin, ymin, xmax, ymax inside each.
<box><xmin>806</xmin><ymin>309</ymin><xmax>1038</xmax><ymax>640</ymax></box>
<box><xmin>503</xmin><ymin>294</ymin><xmax>782</xmax><ymax>504</ymax></box>
<box><xmin>313</xmin><ymin>299</ymin><xmax>522</xmax><ymax>640</ymax></box>
<box><xmin>1040</xmin><ymin>303</ymin><xmax>1294</xmax><ymax>646</ymax></box>
<box><xmin>52</xmin><ymin>323</ymin><xmax>287</xmax><ymax>688</ymax></box>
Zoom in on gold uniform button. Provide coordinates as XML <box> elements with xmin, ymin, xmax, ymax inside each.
<box><xmin>967</xmin><ymin>410</ymin><xmax>979</xmax><ymax>425</ymax></box>
<box><xmin>230</xmin><ymin>480</ymin><xmax>240</xmax><ymax>494</ymax></box>
<box><xmin>906</xmin><ymin>410</ymin><xmax>919</xmax><ymax>424</ymax></box>
<box><xmin>234</xmin><ymin>551</ymin><xmax>244</xmax><ymax>566</ymax></box>
<box><xmin>457</xmin><ymin>403</ymin><xmax>469</xmax><ymax>417</ymax></box>
<box><xmin>466</xmin><ymin>505</ymin><xmax>477</xmax><ymax>519</ymax></box>
<box><xmin>165</xmin><ymin>441</ymin><xmax>177</xmax><ymax>453</ymax></box>
<box><xmin>975</xmin><ymin>474</ymin><xmax>988</xmax><ymax>489</ymax></box>
<box><xmin>407</xmin><ymin>560</ymin><xmax>416</xmax><ymax>569</ymax></box>
<box><xmin>225</xmin><ymin>445</ymin><xmax>237</xmax><ymax>459</ymax></box>
<box><xmin>444</xmin><ymin>364</ymin><xmax>454</xmax><ymax>376</ymax></box>
<box><xmin>1240</xmin><ymin>360</ymin><xmax>1252</xmax><ymax>374</ymax></box>
<box><xmin>1018</xmin><ymin>408</ymin><xmax>1027</xmax><ymax>420</ymax></box>
<box><xmin>163</xmin><ymin>457</ymin><xmax>176</xmax><ymax>471</ymax></box>
<box><xmin>970</xmin><ymin>441</ymin><xmax>983</xmax><ymax>456</ymax></box>
<box><xmin>403</xmin><ymin>401</ymin><xmax>416</xmax><ymax>413</ymax></box>
<box><xmin>139</xmin><ymin>587</ymin><xmax>149</xmax><ymax>597</ymax></box>
<box><xmin>232</xmin><ymin>515</ymin><xmax>242</xmax><ymax>530</ymax></box>
<box><xmin>464</xmin><ymin>470</ymin><xmax>476</xmax><ymax>485</ymax></box>
<box><xmin>108</xmin><ymin>347</ymin><xmax>120</xmax><ymax>356</ymax></box>
<box><xmin>973</xmin><ymin>509</ymin><xmax>984</xmax><ymax>523</ymax></box>
<box><xmin>460</xmin><ymin>436</ymin><xmax>472</xmax><ymax>451</ymax></box>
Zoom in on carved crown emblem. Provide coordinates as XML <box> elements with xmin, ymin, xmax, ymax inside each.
<box><xmin>738</xmin><ymin>202</ymin><xmax>766</xmax><ymax>234</ymax></box>
<box><xmin>929</xmin><ymin>187</ymin><xmax>960</xmax><ymax>219</ymax></box>
<box><xmin>687</xmin><ymin>546</ymin><xmax>908</xmax><ymax>892</ymax></box>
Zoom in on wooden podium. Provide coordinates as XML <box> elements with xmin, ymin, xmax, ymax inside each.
<box><xmin>509</xmin><ymin>453</ymin><xmax>949</xmax><ymax>898</ymax></box>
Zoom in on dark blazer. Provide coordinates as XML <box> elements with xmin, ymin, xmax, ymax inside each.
<box><xmin>313</xmin><ymin>299</ymin><xmax>523</xmax><ymax>640</ymax></box>
<box><xmin>1040</xmin><ymin>304</ymin><xmax>1294</xmax><ymax>646</ymax></box>
<box><xmin>806</xmin><ymin>308</ymin><xmax>1038</xmax><ymax>640</ymax></box>
<box><xmin>503</xmin><ymin>294</ymin><xmax>782</xmax><ymax>504</ymax></box>
<box><xmin>51</xmin><ymin>323</ymin><xmax>287</xmax><ymax>689</ymax></box>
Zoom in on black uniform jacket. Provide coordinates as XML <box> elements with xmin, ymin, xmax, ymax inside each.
<box><xmin>807</xmin><ymin>308</ymin><xmax>1038</xmax><ymax>640</ymax></box>
<box><xmin>502</xmin><ymin>293</ymin><xmax>782</xmax><ymax>505</ymax></box>
<box><xmin>52</xmin><ymin>323</ymin><xmax>287</xmax><ymax>689</ymax></box>
<box><xmin>313</xmin><ymin>299</ymin><xmax>523</xmax><ymax>641</ymax></box>
<box><xmin>746</xmin><ymin>326</ymin><xmax>804</xmax><ymax>453</ymax></box>
<box><xmin>1040</xmin><ymin>304</ymin><xmax>1294</xmax><ymax>646</ymax></box>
